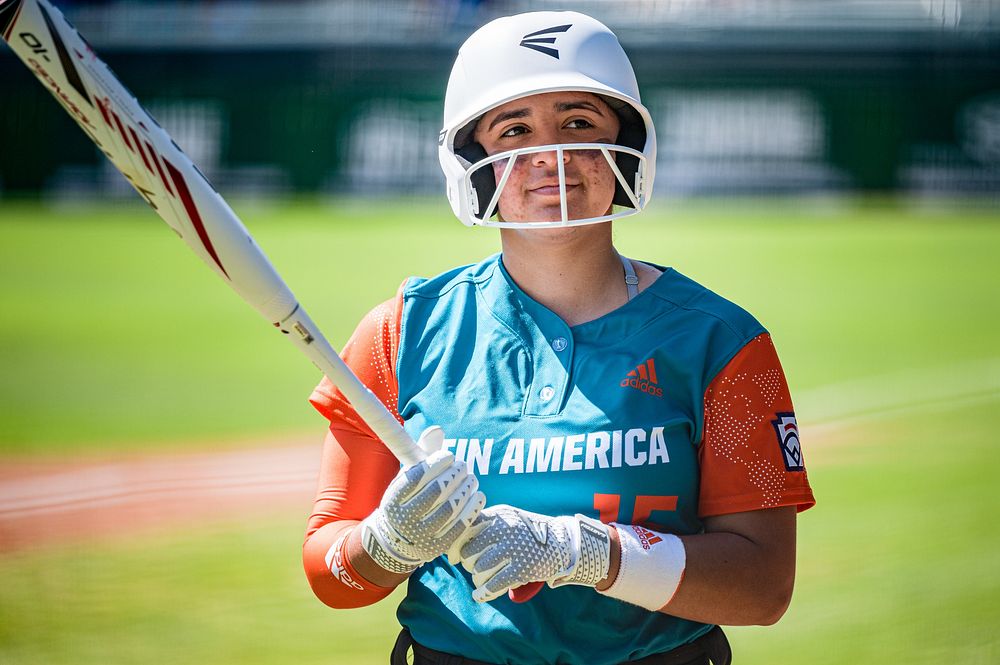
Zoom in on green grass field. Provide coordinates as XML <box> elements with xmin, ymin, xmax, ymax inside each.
<box><xmin>1</xmin><ymin>197</ymin><xmax>998</xmax><ymax>664</ymax></box>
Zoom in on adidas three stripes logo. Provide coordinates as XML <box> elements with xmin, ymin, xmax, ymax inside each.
<box><xmin>621</xmin><ymin>358</ymin><xmax>663</xmax><ymax>397</ymax></box>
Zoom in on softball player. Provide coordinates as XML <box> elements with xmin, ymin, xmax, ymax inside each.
<box><xmin>303</xmin><ymin>11</ymin><xmax>815</xmax><ymax>665</ymax></box>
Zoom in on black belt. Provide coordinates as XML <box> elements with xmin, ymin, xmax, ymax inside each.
<box><xmin>390</xmin><ymin>626</ymin><xmax>732</xmax><ymax>665</ymax></box>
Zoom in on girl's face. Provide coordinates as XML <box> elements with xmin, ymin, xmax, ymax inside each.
<box><xmin>473</xmin><ymin>91</ymin><xmax>621</xmax><ymax>224</ymax></box>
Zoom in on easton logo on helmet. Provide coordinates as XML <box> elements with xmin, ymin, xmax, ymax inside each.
<box><xmin>519</xmin><ymin>24</ymin><xmax>571</xmax><ymax>59</ymax></box>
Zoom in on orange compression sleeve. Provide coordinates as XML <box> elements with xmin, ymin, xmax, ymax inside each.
<box><xmin>302</xmin><ymin>289</ymin><xmax>406</xmax><ymax>609</ymax></box>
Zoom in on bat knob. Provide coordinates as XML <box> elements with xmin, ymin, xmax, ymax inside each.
<box><xmin>509</xmin><ymin>582</ymin><xmax>544</xmax><ymax>603</ymax></box>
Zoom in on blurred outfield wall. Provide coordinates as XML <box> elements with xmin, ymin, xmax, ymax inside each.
<box><xmin>1</xmin><ymin>0</ymin><xmax>999</xmax><ymax>201</ymax></box>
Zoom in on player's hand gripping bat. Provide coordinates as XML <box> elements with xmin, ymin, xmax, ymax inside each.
<box><xmin>1</xmin><ymin>0</ymin><xmax>543</xmax><ymax>601</ymax></box>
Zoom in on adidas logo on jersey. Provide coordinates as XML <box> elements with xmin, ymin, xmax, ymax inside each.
<box><xmin>621</xmin><ymin>358</ymin><xmax>663</xmax><ymax>397</ymax></box>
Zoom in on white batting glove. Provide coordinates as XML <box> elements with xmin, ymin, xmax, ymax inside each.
<box><xmin>360</xmin><ymin>427</ymin><xmax>486</xmax><ymax>574</ymax></box>
<box><xmin>458</xmin><ymin>505</ymin><xmax>611</xmax><ymax>603</ymax></box>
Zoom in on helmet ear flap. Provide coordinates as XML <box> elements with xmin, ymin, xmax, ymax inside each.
<box><xmin>611</xmin><ymin>104</ymin><xmax>647</xmax><ymax>208</ymax></box>
<box><xmin>456</xmin><ymin>142</ymin><xmax>496</xmax><ymax>220</ymax></box>
<box><xmin>613</xmin><ymin>153</ymin><xmax>641</xmax><ymax>207</ymax></box>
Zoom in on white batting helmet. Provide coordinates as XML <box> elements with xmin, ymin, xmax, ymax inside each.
<box><xmin>439</xmin><ymin>11</ymin><xmax>656</xmax><ymax>228</ymax></box>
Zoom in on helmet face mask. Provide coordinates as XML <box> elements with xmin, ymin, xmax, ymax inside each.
<box><xmin>460</xmin><ymin>142</ymin><xmax>649</xmax><ymax>228</ymax></box>
<box><xmin>440</xmin><ymin>11</ymin><xmax>656</xmax><ymax>229</ymax></box>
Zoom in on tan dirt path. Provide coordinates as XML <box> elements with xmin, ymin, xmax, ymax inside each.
<box><xmin>0</xmin><ymin>435</ymin><xmax>322</xmax><ymax>551</ymax></box>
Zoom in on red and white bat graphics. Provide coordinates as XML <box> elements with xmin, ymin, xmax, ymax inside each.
<box><xmin>0</xmin><ymin>0</ymin><xmax>424</xmax><ymax>467</ymax></box>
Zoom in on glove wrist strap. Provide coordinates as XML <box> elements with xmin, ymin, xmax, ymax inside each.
<box><xmin>552</xmin><ymin>514</ymin><xmax>612</xmax><ymax>588</ymax></box>
<box><xmin>360</xmin><ymin>515</ymin><xmax>420</xmax><ymax>575</ymax></box>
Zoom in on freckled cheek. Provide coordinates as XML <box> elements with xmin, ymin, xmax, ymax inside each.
<box><xmin>494</xmin><ymin>158</ymin><xmax>531</xmax><ymax>199</ymax></box>
<box><xmin>491</xmin><ymin>156</ymin><xmax>532</xmax><ymax>183</ymax></box>
<box><xmin>493</xmin><ymin>158</ymin><xmax>530</xmax><ymax>218</ymax></box>
<box><xmin>575</xmin><ymin>152</ymin><xmax>617</xmax><ymax>204</ymax></box>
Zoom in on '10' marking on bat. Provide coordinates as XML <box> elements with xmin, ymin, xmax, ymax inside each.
<box><xmin>18</xmin><ymin>30</ymin><xmax>48</xmax><ymax>60</ymax></box>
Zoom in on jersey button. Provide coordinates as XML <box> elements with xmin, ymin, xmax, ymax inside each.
<box><xmin>552</xmin><ymin>337</ymin><xmax>568</xmax><ymax>352</ymax></box>
<box><xmin>539</xmin><ymin>386</ymin><xmax>556</xmax><ymax>402</ymax></box>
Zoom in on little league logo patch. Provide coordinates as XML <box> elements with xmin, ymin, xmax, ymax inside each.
<box><xmin>772</xmin><ymin>412</ymin><xmax>804</xmax><ymax>471</ymax></box>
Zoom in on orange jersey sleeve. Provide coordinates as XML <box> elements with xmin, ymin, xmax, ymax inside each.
<box><xmin>302</xmin><ymin>287</ymin><xmax>406</xmax><ymax>609</ymax></box>
<box><xmin>698</xmin><ymin>333</ymin><xmax>815</xmax><ymax>518</ymax></box>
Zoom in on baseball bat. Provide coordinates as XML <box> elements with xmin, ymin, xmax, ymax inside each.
<box><xmin>1</xmin><ymin>0</ymin><xmax>543</xmax><ymax>602</ymax></box>
<box><xmin>0</xmin><ymin>0</ymin><xmax>424</xmax><ymax>468</ymax></box>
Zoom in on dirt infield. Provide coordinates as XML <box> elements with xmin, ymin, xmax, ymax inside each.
<box><xmin>0</xmin><ymin>436</ymin><xmax>323</xmax><ymax>551</ymax></box>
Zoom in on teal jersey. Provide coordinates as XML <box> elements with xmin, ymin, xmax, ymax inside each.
<box><xmin>394</xmin><ymin>254</ymin><xmax>766</xmax><ymax>665</ymax></box>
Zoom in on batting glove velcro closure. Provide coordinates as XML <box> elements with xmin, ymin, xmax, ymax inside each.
<box><xmin>550</xmin><ymin>514</ymin><xmax>613</xmax><ymax>588</ymax></box>
<box><xmin>361</xmin><ymin>428</ymin><xmax>486</xmax><ymax>574</ymax></box>
<box><xmin>360</xmin><ymin>514</ymin><xmax>421</xmax><ymax>574</ymax></box>
<box><xmin>459</xmin><ymin>505</ymin><xmax>611</xmax><ymax>603</ymax></box>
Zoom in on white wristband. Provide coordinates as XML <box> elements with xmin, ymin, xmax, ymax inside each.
<box><xmin>599</xmin><ymin>524</ymin><xmax>686</xmax><ymax>612</ymax></box>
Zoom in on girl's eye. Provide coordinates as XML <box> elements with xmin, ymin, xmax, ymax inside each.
<box><xmin>500</xmin><ymin>125</ymin><xmax>528</xmax><ymax>138</ymax></box>
<box><xmin>566</xmin><ymin>118</ymin><xmax>595</xmax><ymax>129</ymax></box>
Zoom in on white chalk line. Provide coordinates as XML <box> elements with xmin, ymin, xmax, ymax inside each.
<box><xmin>795</xmin><ymin>357</ymin><xmax>1000</xmax><ymax>440</ymax></box>
<box><xmin>1</xmin><ymin>358</ymin><xmax>997</xmax><ymax>521</ymax></box>
<box><xmin>804</xmin><ymin>389</ymin><xmax>1000</xmax><ymax>440</ymax></box>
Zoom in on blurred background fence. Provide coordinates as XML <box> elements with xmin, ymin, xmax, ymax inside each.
<box><xmin>2</xmin><ymin>0</ymin><xmax>999</xmax><ymax>202</ymax></box>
